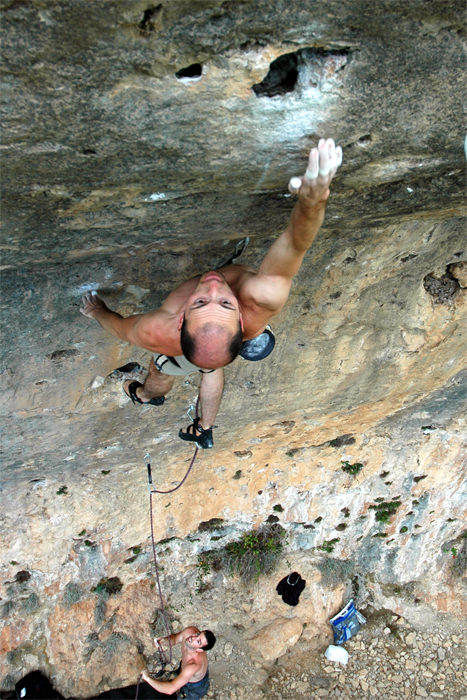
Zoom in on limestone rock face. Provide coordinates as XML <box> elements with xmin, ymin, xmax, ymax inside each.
<box><xmin>1</xmin><ymin>0</ymin><xmax>466</xmax><ymax>696</ymax></box>
<box><xmin>248</xmin><ymin>617</ymin><xmax>304</xmax><ymax>663</ymax></box>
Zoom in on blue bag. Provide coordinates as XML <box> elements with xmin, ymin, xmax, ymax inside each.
<box><xmin>329</xmin><ymin>599</ymin><xmax>366</xmax><ymax>645</ymax></box>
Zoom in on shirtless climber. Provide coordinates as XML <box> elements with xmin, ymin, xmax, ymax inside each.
<box><xmin>141</xmin><ymin>626</ymin><xmax>215</xmax><ymax>699</ymax></box>
<box><xmin>80</xmin><ymin>138</ymin><xmax>343</xmax><ymax>448</ymax></box>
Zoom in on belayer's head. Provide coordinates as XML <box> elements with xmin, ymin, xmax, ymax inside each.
<box><xmin>179</xmin><ymin>271</ymin><xmax>243</xmax><ymax>369</ymax></box>
<box><xmin>186</xmin><ymin>630</ymin><xmax>217</xmax><ymax>652</ymax></box>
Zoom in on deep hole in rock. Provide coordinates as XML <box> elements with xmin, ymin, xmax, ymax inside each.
<box><xmin>176</xmin><ymin>63</ymin><xmax>203</xmax><ymax>80</ymax></box>
<box><xmin>49</xmin><ymin>348</ymin><xmax>80</xmax><ymax>361</ymax></box>
<box><xmin>423</xmin><ymin>264</ymin><xmax>462</xmax><ymax>304</ymax></box>
<box><xmin>15</xmin><ymin>570</ymin><xmax>31</xmax><ymax>583</ymax></box>
<box><xmin>252</xmin><ymin>47</ymin><xmax>349</xmax><ymax>98</ymax></box>
<box><xmin>198</xmin><ymin>518</ymin><xmax>224</xmax><ymax>532</ymax></box>
<box><xmin>252</xmin><ymin>52</ymin><xmax>299</xmax><ymax>97</ymax></box>
<box><xmin>329</xmin><ymin>434</ymin><xmax>355</xmax><ymax>448</ymax></box>
<box><xmin>357</xmin><ymin>134</ymin><xmax>372</xmax><ymax>147</ymax></box>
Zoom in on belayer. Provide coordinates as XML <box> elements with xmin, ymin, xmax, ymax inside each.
<box><xmin>142</xmin><ymin>626</ymin><xmax>215</xmax><ymax>699</ymax></box>
<box><xmin>81</xmin><ymin>139</ymin><xmax>343</xmax><ymax>448</ymax></box>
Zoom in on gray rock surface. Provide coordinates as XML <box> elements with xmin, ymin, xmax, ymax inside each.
<box><xmin>0</xmin><ymin>0</ymin><xmax>466</xmax><ymax>696</ymax></box>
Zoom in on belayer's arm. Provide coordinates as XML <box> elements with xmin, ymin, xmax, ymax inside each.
<box><xmin>141</xmin><ymin>662</ymin><xmax>200</xmax><ymax>694</ymax></box>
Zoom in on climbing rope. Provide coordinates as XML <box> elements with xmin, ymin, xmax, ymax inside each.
<box><xmin>136</xmin><ymin>399</ymin><xmax>200</xmax><ymax>698</ymax></box>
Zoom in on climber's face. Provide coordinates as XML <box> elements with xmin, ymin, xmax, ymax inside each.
<box><xmin>186</xmin><ymin>632</ymin><xmax>207</xmax><ymax>652</ymax></box>
<box><xmin>182</xmin><ymin>271</ymin><xmax>242</xmax><ymax>329</ymax></box>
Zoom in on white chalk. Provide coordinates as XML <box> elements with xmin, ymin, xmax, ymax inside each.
<box><xmin>288</xmin><ymin>177</ymin><xmax>303</xmax><ymax>194</ymax></box>
<box><xmin>305</xmin><ymin>167</ymin><xmax>319</xmax><ymax>180</ymax></box>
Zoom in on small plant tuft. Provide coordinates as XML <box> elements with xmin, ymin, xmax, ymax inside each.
<box><xmin>319</xmin><ymin>538</ymin><xmax>340</xmax><ymax>553</ymax></box>
<box><xmin>92</xmin><ymin>577</ymin><xmax>123</xmax><ymax>597</ymax></box>
<box><xmin>369</xmin><ymin>500</ymin><xmax>401</xmax><ymax>523</ymax></box>
<box><xmin>64</xmin><ymin>582</ymin><xmax>82</xmax><ymax>606</ymax></box>
<box><xmin>196</xmin><ymin>524</ymin><xmax>286</xmax><ymax>584</ymax></box>
<box><xmin>22</xmin><ymin>592</ymin><xmax>40</xmax><ymax>613</ymax></box>
<box><xmin>56</xmin><ymin>485</ymin><xmax>68</xmax><ymax>495</ymax></box>
<box><xmin>341</xmin><ymin>461</ymin><xmax>363</xmax><ymax>475</ymax></box>
<box><xmin>317</xmin><ymin>558</ymin><xmax>354</xmax><ymax>587</ymax></box>
<box><xmin>273</xmin><ymin>504</ymin><xmax>284</xmax><ymax>512</ymax></box>
<box><xmin>286</xmin><ymin>448</ymin><xmax>302</xmax><ymax>457</ymax></box>
<box><xmin>400</xmin><ymin>526</ymin><xmax>408</xmax><ymax>533</ymax></box>
<box><xmin>103</xmin><ymin>632</ymin><xmax>131</xmax><ymax>662</ymax></box>
<box><xmin>78</xmin><ymin>530</ymin><xmax>86</xmax><ymax>537</ymax></box>
<box><xmin>233</xmin><ymin>470</ymin><xmax>242</xmax><ymax>479</ymax></box>
<box><xmin>2</xmin><ymin>600</ymin><xmax>15</xmax><ymax>617</ymax></box>
<box><xmin>223</xmin><ymin>525</ymin><xmax>286</xmax><ymax>582</ymax></box>
<box><xmin>196</xmin><ymin>552</ymin><xmax>213</xmax><ymax>592</ymax></box>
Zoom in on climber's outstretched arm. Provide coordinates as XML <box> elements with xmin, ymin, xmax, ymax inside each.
<box><xmin>242</xmin><ymin>138</ymin><xmax>343</xmax><ymax>313</ymax></box>
<box><xmin>80</xmin><ymin>291</ymin><xmax>172</xmax><ymax>352</ymax></box>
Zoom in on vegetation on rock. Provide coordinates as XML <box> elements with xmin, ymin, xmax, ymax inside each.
<box><xmin>369</xmin><ymin>500</ymin><xmax>402</xmax><ymax>523</ymax></box>
<box><xmin>341</xmin><ymin>461</ymin><xmax>364</xmax><ymax>475</ymax></box>
<box><xmin>197</xmin><ymin>524</ymin><xmax>286</xmax><ymax>585</ymax></box>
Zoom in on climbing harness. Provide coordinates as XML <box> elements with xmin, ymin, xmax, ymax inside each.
<box><xmin>136</xmin><ymin>399</ymin><xmax>201</xmax><ymax>699</ymax></box>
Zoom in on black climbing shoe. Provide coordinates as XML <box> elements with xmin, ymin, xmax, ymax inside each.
<box><xmin>125</xmin><ymin>381</ymin><xmax>165</xmax><ymax>406</ymax></box>
<box><xmin>179</xmin><ymin>418</ymin><xmax>214</xmax><ymax>449</ymax></box>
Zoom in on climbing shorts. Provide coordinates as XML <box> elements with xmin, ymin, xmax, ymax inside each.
<box><xmin>179</xmin><ymin>672</ymin><xmax>210</xmax><ymax>699</ymax></box>
<box><xmin>154</xmin><ymin>354</ymin><xmax>214</xmax><ymax>376</ymax></box>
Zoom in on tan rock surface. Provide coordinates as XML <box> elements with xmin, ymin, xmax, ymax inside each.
<box><xmin>248</xmin><ymin>617</ymin><xmax>304</xmax><ymax>662</ymax></box>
